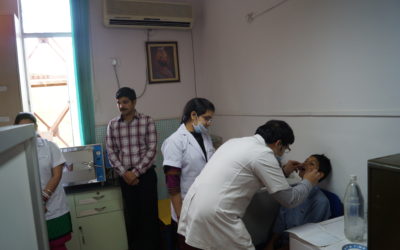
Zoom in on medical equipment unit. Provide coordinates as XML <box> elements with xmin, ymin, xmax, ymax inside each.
<box><xmin>60</xmin><ymin>144</ymin><xmax>106</xmax><ymax>187</ymax></box>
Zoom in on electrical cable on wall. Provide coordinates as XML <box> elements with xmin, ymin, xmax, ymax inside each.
<box><xmin>190</xmin><ymin>30</ymin><xmax>198</xmax><ymax>97</ymax></box>
<box><xmin>112</xmin><ymin>62</ymin><xmax>121</xmax><ymax>89</ymax></box>
<box><xmin>111</xmin><ymin>29</ymin><xmax>152</xmax><ymax>99</ymax></box>
<box><xmin>246</xmin><ymin>0</ymin><xmax>289</xmax><ymax>23</ymax></box>
<box><xmin>146</xmin><ymin>28</ymin><xmax>150</xmax><ymax>41</ymax></box>
<box><xmin>136</xmin><ymin>29</ymin><xmax>152</xmax><ymax>99</ymax></box>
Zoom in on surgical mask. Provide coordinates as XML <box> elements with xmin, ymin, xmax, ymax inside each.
<box><xmin>193</xmin><ymin>122</ymin><xmax>208</xmax><ymax>134</ymax></box>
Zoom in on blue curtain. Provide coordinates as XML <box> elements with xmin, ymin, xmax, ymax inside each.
<box><xmin>70</xmin><ymin>0</ymin><xmax>95</xmax><ymax>144</ymax></box>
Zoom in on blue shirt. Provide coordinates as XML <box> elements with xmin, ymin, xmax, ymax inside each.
<box><xmin>273</xmin><ymin>186</ymin><xmax>331</xmax><ymax>233</ymax></box>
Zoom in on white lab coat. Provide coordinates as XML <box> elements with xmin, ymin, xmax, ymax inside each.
<box><xmin>177</xmin><ymin>135</ymin><xmax>290</xmax><ymax>250</ymax></box>
<box><xmin>161</xmin><ymin>123</ymin><xmax>215</xmax><ymax>221</ymax></box>
<box><xmin>36</xmin><ymin>137</ymin><xmax>69</xmax><ymax>220</ymax></box>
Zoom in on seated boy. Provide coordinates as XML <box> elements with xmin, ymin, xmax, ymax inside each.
<box><xmin>264</xmin><ymin>154</ymin><xmax>332</xmax><ymax>250</ymax></box>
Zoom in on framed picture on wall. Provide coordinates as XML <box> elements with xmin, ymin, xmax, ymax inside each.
<box><xmin>146</xmin><ymin>41</ymin><xmax>180</xmax><ymax>84</ymax></box>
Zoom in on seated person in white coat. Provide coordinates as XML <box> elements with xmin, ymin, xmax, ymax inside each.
<box><xmin>264</xmin><ymin>154</ymin><xmax>332</xmax><ymax>250</ymax></box>
<box><xmin>161</xmin><ymin>98</ymin><xmax>215</xmax><ymax>249</ymax></box>
<box><xmin>177</xmin><ymin>120</ymin><xmax>323</xmax><ymax>250</ymax></box>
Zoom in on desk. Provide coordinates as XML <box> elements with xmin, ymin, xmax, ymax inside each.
<box><xmin>288</xmin><ymin>216</ymin><xmax>367</xmax><ymax>250</ymax></box>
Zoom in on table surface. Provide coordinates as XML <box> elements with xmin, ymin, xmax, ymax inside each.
<box><xmin>289</xmin><ymin>216</ymin><xmax>368</xmax><ymax>249</ymax></box>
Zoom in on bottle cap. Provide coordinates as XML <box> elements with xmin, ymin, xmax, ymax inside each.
<box><xmin>350</xmin><ymin>175</ymin><xmax>357</xmax><ymax>181</ymax></box>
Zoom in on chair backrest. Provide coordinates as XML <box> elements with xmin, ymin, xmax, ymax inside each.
<box><xmin>321</xmin><ymin>189</ymin><xmax>344</xmax><ymax>218</ymax></box>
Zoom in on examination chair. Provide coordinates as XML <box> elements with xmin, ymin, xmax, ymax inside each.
<box><xmin>320</xmin><ymin>188</ymin><xmax>344</xmax><ymax>219</ymax></box>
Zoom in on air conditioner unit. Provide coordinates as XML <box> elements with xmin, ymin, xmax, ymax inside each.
<box><xmin>104</xmin><ymin>0</ymin><xmax>193</xmax><ymax>30</ymax></box>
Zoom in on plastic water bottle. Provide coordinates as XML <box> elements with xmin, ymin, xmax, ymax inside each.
<box><xmin>344</xmin><ymin>175</ymin><xmax>365</xmax><ymax>242</ymax></box>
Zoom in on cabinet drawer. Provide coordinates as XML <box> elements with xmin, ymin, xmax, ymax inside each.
<box><xmin>74</xmin><ymin>188</ymin><xmax>122</xmax><ymax>206</ymax></box>
<box><xmin>76</xmin><ymin>199</ymin><xmax>123</xmax><ymax>218</ymax></box>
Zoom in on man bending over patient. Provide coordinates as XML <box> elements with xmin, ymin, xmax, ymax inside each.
<box><xmin>265</xmin><ymin>154</ymin><xmax>332</xmax><ymax>250</ymax></box>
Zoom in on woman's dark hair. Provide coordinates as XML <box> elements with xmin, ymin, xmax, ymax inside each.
<box><xmin>116</xmin><ymin>87</ymin><xmax>136</xmax><ymax>101</ymax></box>
<box><xmin>14</xmin><ymin>112</ymin><xmax>37</xmax><ymax>125</ymax></box>
<box><xmin>181</xmin><ymin>98</ymin><xmax>215</xmax><ymax>123</ymax></box>
<box><xmin>255</xmin><ymin>120</ymin><xmax>294</xmax><ymax>146</ymax></box>
<box><xmin>312</xmin><ymin>154</ymin><xmax>332</xmax><ymax>182</ymax></box>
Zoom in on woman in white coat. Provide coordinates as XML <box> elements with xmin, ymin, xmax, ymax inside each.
<box><xmin>161</xmin><ymin>97</ymin><xmax>215</xmax><ymax>249</ymax></box>
<box><xmin>15</xmin><ymin>113</ymin><xmax>72</xmax><ymax>250</ymax></box>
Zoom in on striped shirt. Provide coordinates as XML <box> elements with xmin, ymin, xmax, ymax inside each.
<box><xmin>106</xmin><ymin>111</ymin><xmax>157</xmax><ymax>177</ymax></box>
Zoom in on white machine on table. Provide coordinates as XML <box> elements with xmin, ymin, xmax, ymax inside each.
<box><xmin>60</xmin><ymin>144</ymin><xmax>106</xmax><ymax>187</ymax></box>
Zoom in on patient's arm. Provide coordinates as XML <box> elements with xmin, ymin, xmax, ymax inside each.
<box><xmin>271</xmin><ymin>179</ymin><xmax>312</xmax><ymax>208</ymax></box>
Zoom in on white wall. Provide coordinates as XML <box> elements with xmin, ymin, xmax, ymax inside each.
<box><xmin>195</xmin><ymin>0</ymin><xmax>400</xmax><ymax>115</ymax></box>
<box><xmin>194</xmin><ymin>0</ymin><xmax>400</xmax><ymax>198</ymax></box>
<box><xmin>89</xmin><ymin>0</ymin><xmax>201</xmax><ymax>125</ymax></box>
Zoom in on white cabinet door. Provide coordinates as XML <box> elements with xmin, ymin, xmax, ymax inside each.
<box><xmin>77</xmin><ymin>211</ymin><xmax>128</xmax><ymax>250</ymax></box>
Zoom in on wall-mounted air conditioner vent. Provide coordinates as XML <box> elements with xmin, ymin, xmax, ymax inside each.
<box><xmin>104</xmin><ymin>0</ymin><xmax>193</xmax><ymax>29</ymax></box>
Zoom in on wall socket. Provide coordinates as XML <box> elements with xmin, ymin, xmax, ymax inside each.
<box><xmin>111</xmin><ymin>58</ymin><xmax>118</xmax><ymax>66</ymax></box>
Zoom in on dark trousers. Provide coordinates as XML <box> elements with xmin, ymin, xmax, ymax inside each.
<box><xmin>170</xmin><ymin>221</ymin><xmax>202</xmax><ymax>250</ymax></box>
<box><xmin>170</xmin><ymin>220</ymin><xmax>179</xmax><ymax>250</ymax></box>
<box><xmin>119</xmin><ymin>167</ymin><xmax>160</xmax><ymax>250</ymax></box>
<box><xmin>177</xmin><ymin>233</ymin><xmax>202</xmax><ymax>250</ymax></box>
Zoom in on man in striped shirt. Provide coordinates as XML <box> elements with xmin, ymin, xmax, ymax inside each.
<box><xmin>106</xmin><ymin>87</ymin><xmax>160</xmax><ymax>250</ymax></box>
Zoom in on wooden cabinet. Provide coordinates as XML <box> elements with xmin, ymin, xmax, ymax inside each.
<box><xmin>0</xmin><ymin>14</ymin><xmax>28</xmax><ymax>125</ymax></box>
<box><xmin>66</xmin><ymin>187</ymin><xmax>128</xmax><ymax>250</ymax></box>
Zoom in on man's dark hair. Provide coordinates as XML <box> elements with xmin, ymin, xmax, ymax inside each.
<box><xmin>181</xmin><ymin>98</ymin><xmax>215</xmax><ymax>123</ymax></box>
<box><xmin>255</xmin><ymin>120</ymin><xmax>294</xmax><ymax>146</ymax></box>
<box><xmin>312</xmin><ymin>154</ymin><xmax>332</xmax><ymax>182</ymax></box>
<box><xmin>14</xmin><ymin>112</ymin><xmax>37</xmax><ymax>125</ymax></box>
<box><xmin>116</xmin><ymin>87</ymin><xmax>136</xmax><ymax>101</ymax></box>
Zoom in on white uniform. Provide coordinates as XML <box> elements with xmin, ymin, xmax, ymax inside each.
<box><xmin>36</xmin><ymin>137</ymin><xmax>69</xmax><ymax>220</ymax></box>
<box><xmin>161</xmin><ymin>123</ymin><xmax>215</xmax><ymax>221</ymax></box>
<box><xmin>177</xmin><ymin>135</ymin><xmax>290</xmax><ymax>250</ymax></box>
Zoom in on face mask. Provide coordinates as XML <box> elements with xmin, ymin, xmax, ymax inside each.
<box><xmin>193</xmin><ymin>122</ymin><xmax>208</xmax><ymax>134</ymax></box>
